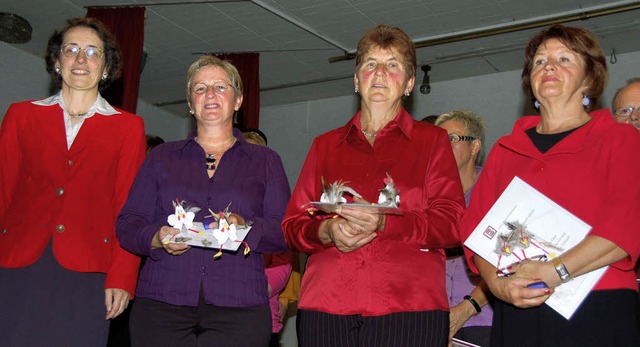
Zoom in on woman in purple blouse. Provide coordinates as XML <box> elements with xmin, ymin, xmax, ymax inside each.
<box><xmin>116</xmin><ymin>55</ymin><xmax>290</xmax><ymax>346</ymax></box>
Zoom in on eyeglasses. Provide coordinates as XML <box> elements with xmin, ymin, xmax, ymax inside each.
<box><xmin>191</xmin><ymin>82</ymin><xmax>233</xmax><ymax>95</ymax></box>
<box><xmin>448</xmin><ymin>134</ymin><xmax>476</xmax><ymax>143</ymax></box>
<box><xmin>60</xmin><ymin>43</ymin><xmax>104</xmax><ymax>60</ymax></box>
<box><xmin>496</xmin><ymin>254</ymin><xmax>548</xmax><ymax>277</ymax></box>
<box><xmin>614</xmin><ymin>106</ymin><xmax>640</xmax><ymax>118</ymax></box>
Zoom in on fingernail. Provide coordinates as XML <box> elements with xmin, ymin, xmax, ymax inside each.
<box><xmin>544</xmin><ymin>289</ymin><xmax>551</xmax><ymax>294</ymax></box>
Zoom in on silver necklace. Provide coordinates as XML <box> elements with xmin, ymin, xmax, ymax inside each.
<box><xmin>362</xmin><ymin>129</ymin><xmax>377</xmax><ymax>138</ymax></box>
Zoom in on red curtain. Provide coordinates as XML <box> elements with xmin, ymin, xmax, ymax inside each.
<box><xmin>86</xmin><ymin>7</ymin><xmax>145</xmax><ymax>114</ymax></box>
<box><xmin>216</xmin><ymin>53</ymin><xmax>260</xmax><ymax>129</ymax></box>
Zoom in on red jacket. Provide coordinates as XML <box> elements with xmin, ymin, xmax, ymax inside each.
<box><xmin>461</xmin><ymin>109</ymin><xmax>640</xmax><ymax>291</ymax></box>
<box><xmin>0</xmin><ymin>100</ymin><xmax>145</xmax><ymax>295</ymax></box>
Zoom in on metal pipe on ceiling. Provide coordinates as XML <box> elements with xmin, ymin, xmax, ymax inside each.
<box><xmin>328</xmin><ymin>1</ymin><xmax>640</xmax><ymax>63</ymax></box>
<box><xmin>249</xmin><ymin>0</ymin><xmax>350</xmax><ymax>53</ymax></box>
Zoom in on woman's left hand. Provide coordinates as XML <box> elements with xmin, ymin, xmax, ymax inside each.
<box><xmin>511</xmin><ymin>258</ymin><xmax>559</xmax><ymax>288</ymax></box>
<box><xmin>104</xmin><ymin>288</ymin><xmax>130</xmax><ymax>320</ymax></box>
<box><xmin>337</xmin><ymin>196</ymin><xmax>385</xmax><ymax>235</ymax></box>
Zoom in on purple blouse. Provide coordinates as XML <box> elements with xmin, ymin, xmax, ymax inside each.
<box><xmin>116</xmin><ymin>129</ymin><xmax>290</xmax><ymax>307</ymax></box>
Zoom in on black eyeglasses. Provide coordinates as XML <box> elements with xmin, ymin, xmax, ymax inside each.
<box><xmin>614</xmin><ymin>106</ymin><xmax>639</xmax><ymax>118</ymax></box>
<box><xmin>448</xmin><ymin>134</ymin><xmax>476</xmax><ymax>143</ymax></box>
<box><xmin>60</xmin><ymin>43</ymin><xmax>104</xmax><ymax>60</ymax></box>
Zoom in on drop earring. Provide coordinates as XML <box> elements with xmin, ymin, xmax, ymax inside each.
<box><xmin>55</xmin><ymin>66</ymin><xmax>61</xmax><ymax>74</ymax></box>
<box><xmin>101</xmin><ymin>72</ymin><xmax>108</xmax><ymax>80</ymax></box>
<box><xmin>404</xmin><ymin>90</ymin><xmax>410</xmax><ymax>96</ymax></box>
<box><xmin>534</xmin><ymin>100</ymin><xmax>541</xmax><ymax>109</ymax></box>
<box><xmin>355</xmin><ymin>86</ymin><xmax>359</xmax><ymax>93</ymax></box>
<box><xmin>582</xmin><ymin>95</ymin><xmax>590</xmax><ymax>106</ymax></box>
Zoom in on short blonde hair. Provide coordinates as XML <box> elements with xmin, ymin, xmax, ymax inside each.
<box><xmin>185</xmin><ymin>55</ymin><xmax>243</xmax><ymax>105</ymax></box>
<box><xmin>436</xmin><ymin>109</ymin><xmax>486</xmax><ymax>166</ymax></box>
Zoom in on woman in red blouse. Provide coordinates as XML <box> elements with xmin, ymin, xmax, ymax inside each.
<box><xmin>282</xmin><ymin>24</ymin><xmax>465</xmax><ymax>347</ymax></box>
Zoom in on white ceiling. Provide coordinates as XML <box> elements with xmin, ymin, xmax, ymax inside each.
<box><xmin>3</xmin><ymin>0</ymin><xmax>640</xmax><ymax>118</ymax></box>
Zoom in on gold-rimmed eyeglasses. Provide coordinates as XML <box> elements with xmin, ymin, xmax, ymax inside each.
<box><xmin>614</xmin><ymin>106</ymin><xmax>640</xmax><ymax>118</ymax></box>
<box><xmin>60</xmin><ymin>43</ymin><xmax>104</xmax><ymax>60</ymax></box>
<box><xmin>191</xmin><ymin>82</ymin><xmax>233</xmax><ymax>95</ymax></box>
<box><xmin>448</xmin><ymin>134</ymin><xmax>476</xmax><ymax>143</ymax></box>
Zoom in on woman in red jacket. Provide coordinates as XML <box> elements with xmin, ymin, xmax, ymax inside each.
<box><xmin>0</xmin><ymin>17</ymin><xmax>145</xmax><ymax>346</ymax></box>
<box><xmin>460</xmin><ymin>25</ymin><xmax>640</xmax><ymax>346</ymax></box>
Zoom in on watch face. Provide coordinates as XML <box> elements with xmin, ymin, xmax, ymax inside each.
<box><xmin>553</xmin><ymin>258</ymin><xmax>571</xmax><ymax>282</ymax></box>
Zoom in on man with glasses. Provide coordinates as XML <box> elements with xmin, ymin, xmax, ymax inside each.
<box><xmin>612</xmin><ymin>78</ymin><xmax>640</xmax><ymax>131</ymax></box>
<box><xmin>612</xmin><ymin>78</ymin><xmax>640</xmax><ymax>290</ymax></box>
<box><xmin>433</xmin><ymin>110</ymin><xmax>493</xmax><ymax>347</ymax></box>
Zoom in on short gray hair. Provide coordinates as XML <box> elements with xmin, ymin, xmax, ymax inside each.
<box><xmin>435</xmin><ymin>109</ymin><xmax>486</xmax><ymax>166</ymax></box>
<box><xmin>611</xmin><ymin>77</ymin><xmax>640</xmax><ymax>113</ymax></box>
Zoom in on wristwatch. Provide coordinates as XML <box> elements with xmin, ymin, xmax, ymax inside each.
<box><xmin>552</xmin><ymin>257</ymin><xmax>571</xmax><ymax>283</ymax></box>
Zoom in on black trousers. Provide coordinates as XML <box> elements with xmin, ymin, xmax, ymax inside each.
<box><xmin>130</xmin><ymin>292</ymin><xmax>271</xmax><ymax>347</ymax></box>
<box><xmin>297</xmin><ymin>309</ymin><xmax>449</xmax><ymax>347</ymax></box>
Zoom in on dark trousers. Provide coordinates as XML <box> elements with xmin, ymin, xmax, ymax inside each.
<box><xmin>297</xmin><ymin>309</ymin><xmax>449</xmax><ymax>347</ymax></box>
<box><xmin>130</xmin><ymin>293</ymin><xmax>271</xmax><ymax>347</ymax></box>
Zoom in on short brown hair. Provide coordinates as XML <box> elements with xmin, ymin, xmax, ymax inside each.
<box><xmin>45</xmin><ymin>17</ymin><xmax>121</xmax><ymax>90</ymax></box>
<box><xmin>185</xmin><ymin>55</ymin><xmax>243</xmax><ymax>106</ymax></box>
<box><xmin>521</xmin><ymin>25</ymin><xmax>607</xmax><ymax>111</ymax></box>
<box><xmin>355</xmin><ymin>24</ymin><xmax>416</xmax><ymax>80</ymax></box>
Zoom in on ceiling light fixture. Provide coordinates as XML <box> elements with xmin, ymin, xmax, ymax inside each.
<box><xmin>420</xmin><ymin>65</ymin><xmax>431</xmax><ymax>94</ymax></box>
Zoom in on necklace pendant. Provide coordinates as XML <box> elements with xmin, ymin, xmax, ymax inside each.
<box><xmin>206</xmin><ymin>154</ymin><xmax>216</xmax><ymax>171</ymax></box>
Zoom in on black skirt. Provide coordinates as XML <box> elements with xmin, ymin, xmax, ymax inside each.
<box><xmin>490</xmin><ymin>289</ymin><xmax>640</xmax><ymax>347</ymax></box>
<box><xmin>0</xmin><ymin>241</ymin><xmax>109</xmax><ymax>347</ymax></box>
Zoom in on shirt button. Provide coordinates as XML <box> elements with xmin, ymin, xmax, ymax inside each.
<box><xmin>56</xmin><ymin>225</ymin><xmax>65</xmax><ymax>233</ymax></box>
<box><xmin>68</xmin><ymin>160</ymin><xmax>74</xmax><ymax>167</ymax></box>
<box><xmin>104</xmin><ymin>237</ymin><xmax>110</xmax><ymax>243</ymax></box>
<box><xmin>56</xmin><ymin>187</ymin><xmax>64</xmax><ymax>196</ymax></box>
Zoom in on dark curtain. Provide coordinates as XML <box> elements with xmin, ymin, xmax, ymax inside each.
<box><xmin>86</xmin><ymin>7</ymin><xmax>145</xmax><ymax>114</ymax></box>
<box><xmin>216</xmin><ymin>52</ymin><xmax>260</xmax><ymax>129</ymax></box>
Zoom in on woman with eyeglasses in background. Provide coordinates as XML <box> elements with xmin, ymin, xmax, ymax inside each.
<box><xmin>0</xmin><ymin>17</ymin><xmax>146</xmax><ymax>346</ymax></box>
<box><xmin>117</xmin><ymin>55</ymin><xmax>290</xmax><ymax>346</ymax></box>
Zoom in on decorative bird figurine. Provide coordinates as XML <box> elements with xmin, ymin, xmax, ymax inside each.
<box><xmin>377</xmin><ymin>173</ymin><xmax>400</xmax><ymax>207</ymax></box>
<box><xmin>167</xmin><ymin>198</ymin><xmax>198</xmax><ymax>231</ymax></box>
<box><xmin>319</xmin><ymin>177</ymin><xmax>362</xmax><ymax>204</ymax></box>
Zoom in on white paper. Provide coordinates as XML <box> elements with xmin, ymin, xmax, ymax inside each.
<box><xmin>464</xmin><ymin>176</ymin><xmax>606</xmax><ymax>319</ymax></box>
<box><xmin>163</xmin><ymin>222</ymin><xmax>251</xmax><ymax>251</ymax></box>
<box><xmin>452</xmin><ymin>338</ymin><xmax>481</xmax><ymax>347</ymax></box>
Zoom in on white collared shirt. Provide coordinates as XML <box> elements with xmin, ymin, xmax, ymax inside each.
<box><xmin>32</xmin><ymin>92</ymin><xmax>120</xmax><ymax>149</ymax></box>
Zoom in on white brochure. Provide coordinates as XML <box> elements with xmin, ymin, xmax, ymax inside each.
<box><xmin>464</xmin><ymin>176</ymin><xmax>606</xmax><ymax>319</ymax></box>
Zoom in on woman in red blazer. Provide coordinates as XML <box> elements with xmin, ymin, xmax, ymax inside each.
<box><xmin>0</xmin><ymin>18</ymin><xmax>145</xmax><ymax>346</ymax></box>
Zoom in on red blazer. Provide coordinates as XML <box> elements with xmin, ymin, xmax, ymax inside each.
<box><xmin>0</xmin><ymin>100</ymin><xmax>146</xmax><ymax>295</ymax></box>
